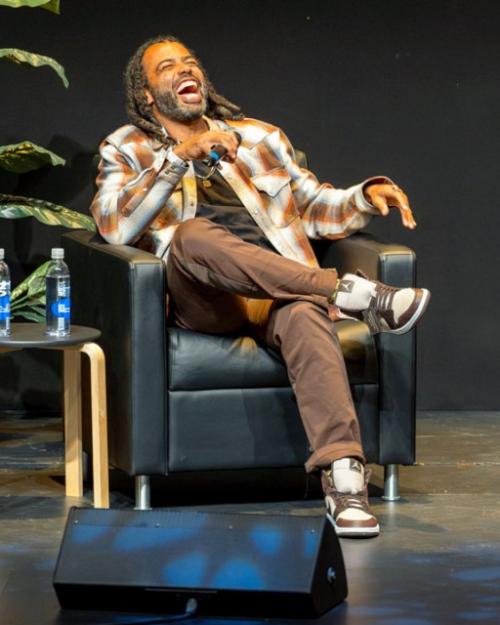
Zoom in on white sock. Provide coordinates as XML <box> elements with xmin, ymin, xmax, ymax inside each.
<box><xmin>332</xmin><ymin>457</ymin><xmax>365</xmax><ymax>494</ymax></box>
<box><xmin>334</xmin><ymin>273</ymin><xmax>376</xmax><ymax>312</ymax></box>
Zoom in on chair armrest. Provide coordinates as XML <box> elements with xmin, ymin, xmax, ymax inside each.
<box><xmin>63</xmin><ymin>230</ymin><xmax>167</xmax><ymax>475</ymax></box>
<box><xmin>314</xmin><ymin>232</ymin><xmax>416</xmax><ymax>287</ymax></box>
<box><xmin>315</xmin><ymin>233</ymin><xmax>417</xmax><ymax>465</ymax></box>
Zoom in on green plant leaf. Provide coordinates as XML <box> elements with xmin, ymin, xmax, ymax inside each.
<box><xmin>11</xmin><ymin>260</ymin><xmax>51</xmax><ymax>302</ymax></box>
<box><xmin>0</xmin><ymin>141</ymin><xmax>65</xmax><ymax>173</ymax></box>
<box><xmin>11</xmin><ymin>299</ymin><xmax>46</xmax><ymax>315</ymax></box>
<box><xmin>0</xmin><ymin>0</ymin><xmax>59</xmax><ymax>14</ymax></box>
<box><xmin>12</xmin><ymin>308</ymin><xmax>45</xmax><ymax>323</ymax></box>
<box><xmin>11</xmin><ymin>294</ymin><xmax>46</xmax><ymax>312</ymax></box>
<box><xmin>11</xmin><ymin>262</ymin><xmax>49</xmax><ymax>322</ymax></box>
<box><xmin>30</xmin><ymin>305</ymin><xmax>46</xmax><ymax>316</ymax></box>
<box><xmin>0</xmin><ymin>48</ymin><xmax>68</xmax><ymax>87</ymax></box>
<box><xmin>10</xmin><ymin>292</ymin><xmax>46</xmax><ymax>310</ymax></box>
<box><xmin>0</xmin><ymin>194</ymin><xmax>96</xmax><ymax>232</ymax></box>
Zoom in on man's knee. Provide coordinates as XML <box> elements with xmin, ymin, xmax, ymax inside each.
<box><xmin>170</xmin><ymin>217</ymin><xmax>215</xmax><ymax>258</ymax></box>
<box><xmin>285</xmin><ymin>300</ymin><xmax>326</xmax><ymax>321</ymax></box>
<box><xmin>277</xmin><ymin>300</ymin><xmax>332</xmax><ymax>335</ymax></box>
<box><xmin>271</xmin><ymin>299</ymin><xmax>341</xmax><ymax>357</ymax></box>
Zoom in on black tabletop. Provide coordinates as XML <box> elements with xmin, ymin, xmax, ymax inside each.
<box><xmin>0</xmin><ymin>323</ymin><xmax>101</xmax><ymax>349</ymax></box>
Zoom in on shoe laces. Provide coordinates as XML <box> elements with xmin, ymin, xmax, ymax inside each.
<box><xmin>354</xmin><ymin>269</ymin><xmax>397</xmax><ymax>332</ymax></box>
<box><xmin>333</xmin><ymin>492</ymin><xmax>371</xmax><ymax>515</ymax></box>
<box><xmin>324</xmin><ymin>468</ymin><xmax>373</xmax><ymax>517</ymax></box>
<box><xmin>372</xmin><ymin>282</ymin><xmax>399</xmax><ymax>314</ymax></box>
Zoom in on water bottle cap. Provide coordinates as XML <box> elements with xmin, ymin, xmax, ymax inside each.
<box><xmin>0</xmin><ymin>249</ymin><xmax>4</xmax><ymax>260</ymax></box>
<box><xmin>51</xmin><ymin>248</ymin><xmax>65</xmax><ymax>260</ymax></box>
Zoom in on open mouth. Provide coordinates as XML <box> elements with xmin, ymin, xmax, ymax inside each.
<box><xmin>176</xmin><ymin>79</ymin><xmax>202</xmax><ymax>104</ymax></box>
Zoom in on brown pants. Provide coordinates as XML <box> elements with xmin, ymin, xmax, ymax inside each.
<box><xmin>166</xmin><ymin>218</ymin><xmax>365</xmax><ymax>472</ymax></box>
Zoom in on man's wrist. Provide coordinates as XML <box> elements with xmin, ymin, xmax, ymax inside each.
<box><xmin>362</xmin><ymin>177</ymin><xmax>392</xmax><ymax>203</ymax></box>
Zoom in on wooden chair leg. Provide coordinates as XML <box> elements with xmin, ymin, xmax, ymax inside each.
<box><xmin>63</xmin><ymin>349</ymin><xmax>83</xmax><ymax>498</ymax></box>
<box><xmin>81</xmin><ymin>342</ymin><xmax>109</xmax><ymax>508</ymax></box>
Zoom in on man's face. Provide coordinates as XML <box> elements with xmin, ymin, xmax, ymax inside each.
<box><xmin>142</xmin><ymin>41</ymin><xmax>208</xmax><ymax>122</ymax></box>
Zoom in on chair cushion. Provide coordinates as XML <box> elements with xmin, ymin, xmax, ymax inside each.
<box><xmin>168</xmin><ymin>319</ymin><xmax>377</xmax><ymax>391</ymax></box>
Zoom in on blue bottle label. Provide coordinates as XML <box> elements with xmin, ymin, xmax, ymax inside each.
<box><xmin>0</xmin><ymin>293</ymin><xmax>10</xmax><ymax>321</ymax></box>
<box><xmin>51</xmin><ymin>297</ymin><xmax>70</xmax><ymax>319</ymax></box>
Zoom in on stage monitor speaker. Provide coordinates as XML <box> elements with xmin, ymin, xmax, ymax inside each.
<box><xmin>53</xmin><ymin>507</ymin><xmax>347</xmax><ymax>618</ymax></box>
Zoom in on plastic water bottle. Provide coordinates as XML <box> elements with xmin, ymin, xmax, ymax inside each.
<box><xmin>0</xmin><ymin>248</ymin><xmax>11</xmax><ymax>337</ymax></box>
<box><xmin>45</xmin><ymin>248</ymin><xmax>71</xmax><ymax>337</ymax></box>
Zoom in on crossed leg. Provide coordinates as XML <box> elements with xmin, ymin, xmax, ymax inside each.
<box><xmin>166</xmin><ymin>217</ymin><xmax>364</xmax><ymax>471</ymax></box>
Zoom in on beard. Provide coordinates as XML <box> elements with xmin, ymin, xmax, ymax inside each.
<box><xmin>150</xmin><ymin>81</ymin><xmax>208</xmax><ymax>122</ymax></box>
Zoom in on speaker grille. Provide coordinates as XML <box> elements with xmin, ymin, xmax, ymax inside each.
<box><xmin>54</xmin><ymin>507</ymin><xmax>347</xmax><ymax>618</ymax></box>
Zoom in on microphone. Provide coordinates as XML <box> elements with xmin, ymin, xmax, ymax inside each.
<box><xmin>202</xmin><ymin>132</ymin><xmax>242</xmax><ymax>167</ymax></box>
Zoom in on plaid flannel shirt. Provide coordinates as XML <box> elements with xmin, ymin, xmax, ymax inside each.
<box><xmin>90</xmin><ymin>116</ymin><xmax>385</xmax><ymax>268</ymax></box>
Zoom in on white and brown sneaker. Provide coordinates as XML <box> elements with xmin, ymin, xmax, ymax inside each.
<box><xmin>332</xmin><ymin>272</ymin><xmax>430</xmax><ymax>335</ymax></box>
<box><xmin>322</xmin><ymin>458</ymin><xmax>380</xmax><ymax>538</ymax></box>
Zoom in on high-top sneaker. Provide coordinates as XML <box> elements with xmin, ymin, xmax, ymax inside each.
<box><xmin>331</xmin><ymin>272</ymin><xmax>430</xmax><ymax>335</ymax></box>
<box><xmin>322</xmin><ymin>458</ymin><xmax>380</xmax><ymax>538</ymax></box>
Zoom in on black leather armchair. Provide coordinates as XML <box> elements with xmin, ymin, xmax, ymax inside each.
<box><xmin>63</xmin><ymin>155</ymin><xmax>417</xmax><ymax>509</ymax></box>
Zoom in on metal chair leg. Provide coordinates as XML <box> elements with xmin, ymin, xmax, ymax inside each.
<box><xmin>134</xmin><ymin>475</ymin><xmax>151</xmax><ymax>510</ymax></box>
<box><xmin>382</xmin><ymin>464</ymin><xmax>400</xmax><ymax>501</ymax></box>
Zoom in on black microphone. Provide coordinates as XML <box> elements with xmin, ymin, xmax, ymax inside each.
<box><xmin>202</xmin><ymin>132</ymin><xmax>242</xmax><ymax>167</ymax></box>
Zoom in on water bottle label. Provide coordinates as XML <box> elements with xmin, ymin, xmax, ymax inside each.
<box><xmin>0</xmin><ymin>294</ymin><xmax>10</xmax><ymax>321</ymax></box>
<box><xmin>57</xmin><ymin>282</ymin><xmax>70</xmax><ymax>298</ymax></box>
<box><xmin>0</xmin><ymin>280</ymin><xmax>9</xmax><ymax>297</ymax></box>
<box><xmin>51</xmin><ymin>297</ymin><xmax>70</xmax><ymax>319</ymax></box>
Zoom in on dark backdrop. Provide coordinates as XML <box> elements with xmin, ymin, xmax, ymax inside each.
<box><xmin>1</xmin><ymin>0</ymin><xmax>499</xmax><ymax>412</ymax></box>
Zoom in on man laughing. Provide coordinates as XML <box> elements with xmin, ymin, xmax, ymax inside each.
<box><xmin>91</xmin><ymin>36</ymin><xmax>430</xmax><ymax>538</ymax></box>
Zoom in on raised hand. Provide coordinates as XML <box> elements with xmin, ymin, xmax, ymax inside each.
<box><xmin>173</xmin><ymin>130</ymin><xmax>240</xmax><ymax>163</ymax></box>
<box><xmin>364</xmin><ymin>183</ymin><xmax>417</xmax><ymax>229</ymax></box>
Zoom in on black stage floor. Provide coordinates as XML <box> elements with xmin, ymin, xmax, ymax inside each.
<box><xmin>1</xmin><ymin>411</ymin><xmax>500</xmax><ymax>625</ymax></box>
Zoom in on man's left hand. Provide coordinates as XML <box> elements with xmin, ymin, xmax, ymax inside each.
<box><xmin>364</xmin><ymin>183</ymin><xmax>417</xmax><ymax>229</ymax></box>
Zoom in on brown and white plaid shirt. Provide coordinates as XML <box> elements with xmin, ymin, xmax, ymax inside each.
<box><xmin>90</xmin><ymin>116</ymin><xmax>385</xmax><ymax>268</ymax></box>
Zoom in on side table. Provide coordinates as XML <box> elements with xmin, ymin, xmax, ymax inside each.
<box><xmin>0</xmin><ymin>323</ymin><xmax>109</xmax><ymax>508</ymax></box>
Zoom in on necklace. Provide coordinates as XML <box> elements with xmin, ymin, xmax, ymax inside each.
<box><xmin>193</xmin><ymin>160</ymin><xmax>217</xmax><ymax>185</ymax></box>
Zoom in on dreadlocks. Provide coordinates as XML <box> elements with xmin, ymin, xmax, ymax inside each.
<box><xmin>124</xmin><ymin>35</ymin><xmax>244</xmax><ymax>144</ymax></box>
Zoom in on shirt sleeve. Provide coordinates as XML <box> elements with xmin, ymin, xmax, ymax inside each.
<box><xmin>90</xmin><ymin>139</ymin><xmax>188</xmax><ymax>245</ymax></box>
<box><xmin>276</xmin><ymin>129</ymin><xmax>391</xmax><ymax>240</ymax></box>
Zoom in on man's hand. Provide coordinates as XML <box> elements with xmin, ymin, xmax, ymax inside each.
<box><xmin>364</xmin><ymin>183</ymin><xmax>416</xmax><ymax>230</ymax></box>
<box><xmin>173</xmin><ymin>130</ymin><xmax>240</xmax><ymax>163</ymax></box>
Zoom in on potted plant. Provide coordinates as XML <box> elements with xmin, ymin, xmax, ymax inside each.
<box><xmin>0</xmin><ymin>0</ymin><xmax>95</xmax><ymax>322</ymax></box>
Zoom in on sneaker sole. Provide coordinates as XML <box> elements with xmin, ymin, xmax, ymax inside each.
<box><xmin>389</xmin><ymin>288</ymin><xmax>431</xmax><ymax>335</ymax></box>
<box><xmin>326</xmin><ymin>512</ymin><xmax>380</xmax><ymax>538</ymax></box>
